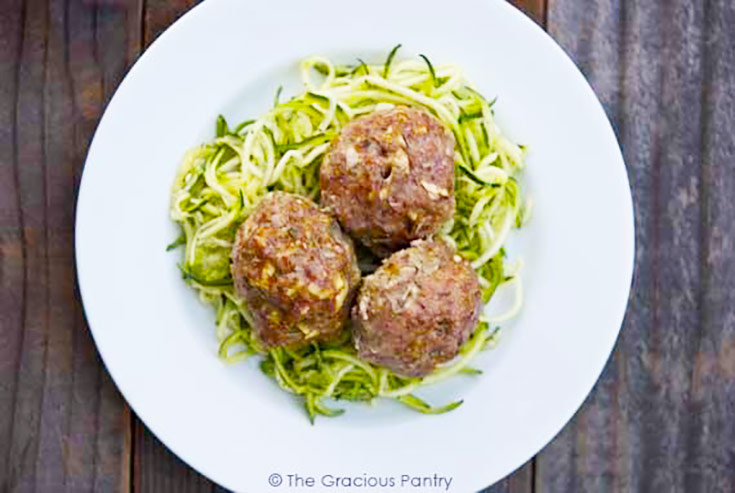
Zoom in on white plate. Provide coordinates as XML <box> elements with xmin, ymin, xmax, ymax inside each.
<box><xmin>76</xmin><ymin>0</ymin><xmax>634</xmax><ymax>491</ymax></box>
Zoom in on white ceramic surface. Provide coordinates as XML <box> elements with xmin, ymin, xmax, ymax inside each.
<box><xmin>76</xmin><ymin>0</ymin><xmax>635</xmax><ymax>491</ymax></box>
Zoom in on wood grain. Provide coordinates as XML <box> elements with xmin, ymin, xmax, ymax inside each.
<box><xmin>0</xmin><ymin>0</ymin><xmax>141</xmax><ymax>491</ymax></box>
<box><xmin>536</xmin><ymin>0</ymin><xmax>735</xmax><ymax>491</ymax></box>
<box><xmin>143</xmin><ymin>0</ymin><xmax>201</xmax><ymax>48</ymax></box>
<box><xmin>481</xmin><ymin>460</ymin><xmax>534</xmax><ymax>493</ymax></box>
<box><xmin>133</xmin><ymin>422</ymin><xmax>227</xmax><ymax>493</ymax></box>
<box><xmin>511</xmin><ymin>0</ymin><xmax>547</xmax><ymax>25</ymax></box>
<box><xmin>0</xmin><ymin>1</ymin><xmax>27</xmax><ymax>489</ymax></box>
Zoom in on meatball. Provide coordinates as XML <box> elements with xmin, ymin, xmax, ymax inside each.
<box><xmin>320</xmin><ymin>106</ymin><xmax>456</xmax><ymax>257</ymax></box>
<box><xmin>231</xmin><ymin>192</ymin><xmax>360</xmax><ymax>349</ymax></box>
<box><xmin>351</xmin><ymin>239</ymin><xmax>482</xmax><ymax>377</ymax></box>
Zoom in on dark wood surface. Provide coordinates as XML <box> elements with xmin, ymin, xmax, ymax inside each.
<box><xmin>0</xmin><ymin>0</ymin><xmax>732</xmax><ymax>492</ymax></box>
<box><xmin>1</xmin><ymin>0</ymin><xmax>138</xmax><ymax>491</ymax></box>
<box><xmin>537</xmin><ymin>1</ymin><xmax>735</xmax><ymax>492</ymax></box>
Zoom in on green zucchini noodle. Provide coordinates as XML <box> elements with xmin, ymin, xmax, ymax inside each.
<box><xmin>169</xmin><ymin>47</ymin><xmax>529</xmax><ymax>422</ymax></box>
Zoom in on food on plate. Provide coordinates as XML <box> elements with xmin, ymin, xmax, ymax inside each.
<box><xmin>231</xmin><ymin>191</ymin><xmax>360</xmax><ymax>348</ymax></box>
<box><xmin>353</xmin><ymin>239</ymin><xmax>482</xmax><ymax>377</ymax></box>
<box><xmin>169</xmin><ymin>46</ymin><xmax>528</xmax><ymax>421</ymax></box>
<box><xmin>320</xmin><ymin>107</ymin><xmax>455</xmax><ymax>256</ymax></box>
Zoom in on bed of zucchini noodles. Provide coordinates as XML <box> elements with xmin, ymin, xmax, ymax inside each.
<box><xmin>169</xmin><ymin>46</ymin><xmax>529</xmax><ymax>422</ymax></box>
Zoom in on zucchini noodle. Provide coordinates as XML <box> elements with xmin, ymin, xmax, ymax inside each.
<box><xmin>169</xmin><ymin>47</ymin><xmax>528</xmax><ymax>422</ymax></box>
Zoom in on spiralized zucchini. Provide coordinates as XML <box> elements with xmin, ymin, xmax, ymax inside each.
<box><xmin>169</xmin><ymin>47</ymin><xmax>528</xmax><ymax>422</ymax></box>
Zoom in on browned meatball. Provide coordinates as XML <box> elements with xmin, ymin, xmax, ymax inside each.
<box><xmin>231</xmin><ymin>192</ymin><xmax>361</xmax><ymax>349</ymax></box>
<box><xmin>351</xmin><ymin>239</ymin><xmax>482</xmax><ymax>377</ymax></box>
<box><xmin>320</xmin><ymin>106</ymin><xmax>456</xmax><ymax>257</ymax></box>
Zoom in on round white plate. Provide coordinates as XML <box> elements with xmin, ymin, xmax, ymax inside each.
<box><xmin>76</xmin><ymin>0</ymin><xmax>634</xmax><ymax>491</ymax></box>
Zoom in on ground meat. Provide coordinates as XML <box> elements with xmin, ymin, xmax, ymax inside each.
<box><xmin>231</xmin><ymin>192</ymin><xmax>361</xmax><ymax>349</ymax></box>
<box><xmin>320</xmin><ymin>106</ymin><xmax>456</xmax><ymax>257</ymax></box>
<box><xmin>351</xmin><ymin>239</ymin><xmax>482</xmax><ymax>377</ymax></box>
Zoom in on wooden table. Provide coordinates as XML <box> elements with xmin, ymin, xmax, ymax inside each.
<box><xmin>1</xmin><ymin>0</ymin><xmax>733</xmax><ymax>491</ymax></box>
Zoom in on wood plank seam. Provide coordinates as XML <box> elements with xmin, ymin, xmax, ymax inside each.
<box><xmin>4</xmin><ymin>0</ymin><xmax>28</xmax><ymax>485</ymax></box>
<box><xmin>685</xmin><ymin>0</ymin><xmax>712</xmax><ymax>488</ymax></box>
<box><xmin>38</xmin><ymin>1</ymin><xmax>52</xmax><ymax>489</ymax></box>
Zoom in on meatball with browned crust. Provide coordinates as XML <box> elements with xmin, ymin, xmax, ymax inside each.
<box><xmin>320</xmin><ymin>106</ymin><xmax>456</xmax><ymax>257</ymax></box>
<box><xmin>351</xmin><ymin>239</ymin><xmax>482</xmax><ymax>377</ymax></box>
<box><xmin>231</xmin><ymin>192</ymin><xmax>361</xmax><ymax>349</ymax></box>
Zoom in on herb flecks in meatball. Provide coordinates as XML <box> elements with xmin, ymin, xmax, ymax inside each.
<box><xmin>320</xmin><ymin>106</ymin><xmax>456</xmax><ymax>257</ymax></box>
<box><xmin>352</xmin><ymin>239</ymin><xmax>482</xmax><ymax>377</ymax></box>
<box><xmin>231</xmin><ymin>192</ymin><xmax>361</xmax><ymax>349</ymax></box>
